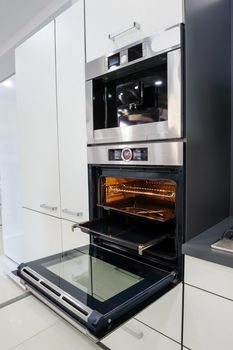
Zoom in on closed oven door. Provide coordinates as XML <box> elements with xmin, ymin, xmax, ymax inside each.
<box><xmin>86</xmin><ymin>48</ymin><xmax>182</xmax><ymax>145</ymax></box>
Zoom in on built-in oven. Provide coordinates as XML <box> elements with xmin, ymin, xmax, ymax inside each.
<box><xmin>86</xmin><ymin>25</ymin><xmax>183</xmax><ymax>145</ymax></box>
<box><xmin>17</xmin><ymin>142</ymin><xmax>183</xmax><ymax>341</ymax></box>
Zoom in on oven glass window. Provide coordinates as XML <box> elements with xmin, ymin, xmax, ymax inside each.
<box><xmin>42</xmin><ymin>250</ymin><xmax>142</xmax><ymax>302</ymax></box>
<box><xmin>99</xmin><ymin>177</ymin><xmax>176</xmax><ymax>222</ymax></box>
<box><xmin>93</xmin><ymin>53</ymin><xmax>167</xmax><ymax>130</ymax></box>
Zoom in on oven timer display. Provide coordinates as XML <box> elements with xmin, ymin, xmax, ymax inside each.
<box><xmin>108</xmin><ymin>148</ymin><xmax>148</xmax><ymax>161</ymax></box>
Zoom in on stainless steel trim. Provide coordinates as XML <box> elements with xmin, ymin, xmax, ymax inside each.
<box><xmin>20</xmin><ymin>267</ymin><xmax>93</xmax><ymax>323</ymax></box>
<box><xmin>23</xmin><ymin>283</ymin><xmax>98</xmax><ymax>343</ymax></box>
<box><xmin>86</xmin><ymin>24</ymin><xmax>181</xmax><ymax>80</ymax></box>
<box><xmin>108</xmin><ymin>22</ymin><xmax>141</xmax><ymax>41</ymax></box>
<box><xmin>85</xmin><ymin>25</ymin><xmax>182</xmax><ymax>145</ymax></box>
<box><xmin>87</xmin><ymin>142</ymin><xmax>183</xmax><ymax>166</ymax></box>
<box><xmin>86</xmin><ymin>80</ymin><xmax>94</xmax><ymax>145</ymax></box>
<box><xmin>40</xmin><ymin>204</ymin><xmax>58</xmax><ymax>211</ymax></box>
<box><xmin>211</xmin><ymin>239</ymin><xmax>233</xmax><ymax>253</ymax></box>
<box><xmin>62</xmin><ymin>208</ymin><xmax>83</xmax><ymax>217</ymax></box>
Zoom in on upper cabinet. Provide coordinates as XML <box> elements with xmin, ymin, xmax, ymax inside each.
<box><xmin>85</xmin><ymin>0</ymin><xmax>184</xmax><ymax>62</ymax></box>
<box><xmin>56</xmin><ymin>0</ymin><xmax>89</xmax><ymax>223</ymax></box>
<box><xmin>16</xmin><ymin>22</ymin><xmax>61</xmax><ymax>217</ymax></box>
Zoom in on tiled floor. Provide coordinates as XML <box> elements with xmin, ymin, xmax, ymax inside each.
<box><xmin>0</xmin><ymin>228</ymin><xmax>100</xmax><ymax>350</ymax></box>
<box><xmin>0</xmin><ymin>295</ymin><xmax>100</xmax><ymax>350</ymax></box>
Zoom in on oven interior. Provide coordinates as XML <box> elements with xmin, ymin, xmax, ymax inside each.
<box><xmin>79</xmin><ymin>166</ymin><xmax>183</xmax><ymax>273</ymax></box>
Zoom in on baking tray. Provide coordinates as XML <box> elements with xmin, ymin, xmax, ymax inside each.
<box><xmin>78</xmin><ymin>216</ymin><xmax>173</xmax><ymax>255</ymax></box>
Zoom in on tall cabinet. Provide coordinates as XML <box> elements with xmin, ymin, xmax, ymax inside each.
<box><xmin>16</xmin><ymin>22</ymin><xmax>60</xmax><ymax>217</ymax></box>
<box><xmin>15</xmin><ymin>1</ymin><xmax>89</xmax><ymax>263</ymax></box>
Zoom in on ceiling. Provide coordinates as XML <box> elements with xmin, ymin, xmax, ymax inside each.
<box><xmin>0</xmin><ymin>0</ymin><xmax>71</xmax><ymax>55</ymax></box>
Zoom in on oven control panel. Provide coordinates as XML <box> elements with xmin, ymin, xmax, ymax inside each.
<box><xmin>108</xmin><ymin>147</ymin><xmax>148</xmax><ymax>162</ymax></box>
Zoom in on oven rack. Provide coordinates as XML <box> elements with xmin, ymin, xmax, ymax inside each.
<box><xmin>78</xmin><ymin>216</ymin><xmax>173</xmax><ymax>255</ymax></box>
<box><xmin>97</xmin><ymin>203</ymin><xmax>175</xmax><ymax>223</ymax></box>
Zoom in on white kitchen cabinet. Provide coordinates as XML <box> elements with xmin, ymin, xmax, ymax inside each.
<box><xmin>15</xmin><ymin>22</ymin><xmax>61</xmax><ymax>218</ymax></box>
<box><xmin>183</xmin><ymin>284</ymin><xmax>233</xmax><ymax>350</ymax></box>
<box><xmin>16</xmin><ymin>208</ymin><xmax>62</xmax><ymax>262</ymax></box>
<box><xmin>85</xmin><ymin>0</ymin><xmax>184</xmax><ymax>62</ymax></box>
<box><xmin>135</xmin><ymin>284</ymin><xmax>183</xmax><ymax>343</ymax></box>
<box><xmin>102</xmin><ymin>318</ymin><xmax>181</xmax><ymax>350</ymax></box>
<box><xmin>56</xmin><ymin>0</ymin><xmax>89</xmax><ymax>224</ymax></box>
<box><xmin>61</xmin><ymin>219</ymin><xmax>89</xmax><ymax>251</ymax></box>
<box><xmin>185</xmin><ymin>255</ymin><xmax>233</xmax><ymax>300</ymax></box>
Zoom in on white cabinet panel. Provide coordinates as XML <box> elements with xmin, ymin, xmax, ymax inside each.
<box><xmin>135</xmin><ymin>284</ymin><xmax>182</xmax><ymax>343</ymax></box>
<box><xmin>185</xmin><ymin>255</ymin><xmax>233</xmax><ymax>300</ymax></box>
<box><xmin>61</xmin><ymin>219</ymin><xmax>89</xmax><ymax>251</ymax></box>
<box><xmin>85</xmin><ymin>0</ymin><xmax>184</xmax><ymax>62</ymax></box>
<box><xmin>17</xmin><ymin>208</ymin><xmax>62</xmax><ymax>262</ymax></box>
<box><xmin>183</xmin><ymin>284</ymin><xmax>233</xmax><ymax>350</ymax></box>
<box><xmin>102</xmin><ymin>318</ymin><xmax>181</xmax><ymax>350</ymax></box>
<box><xmin>15</xmin><ymin>22</ymin><xmax>60</xmax><ymax>217</ymax></box>
<box><xmin>56</xmin><ymin>1</ymin><xmax>89</xmax><ymax>223</ymax></box>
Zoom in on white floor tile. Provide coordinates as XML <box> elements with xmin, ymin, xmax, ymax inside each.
<box><xmin>0</xmin><ymin>296</ymin><xmax>59</xmax><ymax>350</ymax></box>
<box><xmin>12</xmin><ymin>320</ymin><xmax>100</xmax><ymax>350</ymax></box>
<box><xmin>0</xmin><ymin>273</ymin><xmax>25</xmax><ymax>305</ymax></box>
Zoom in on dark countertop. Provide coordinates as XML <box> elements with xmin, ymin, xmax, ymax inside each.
<box><xmin>182</xmin><ymin>217</ymin><xmax>233</xmax><ymax>268</ymax></box>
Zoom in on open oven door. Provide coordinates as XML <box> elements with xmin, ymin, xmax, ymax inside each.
<box><xmin>17</xmin><ymin>244</ymin><xmax>178</xmax><ymax>341</ymax></box>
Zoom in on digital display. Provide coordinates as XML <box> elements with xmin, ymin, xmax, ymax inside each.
<box><xmin>128</xmin><ymin>43</ymin><xmax>143</xmax><ymax>62</ymax></box>
<box><xmin>108</xmin><ymin>53</ymin><xmax>120</xmax><ymax>69</ymax></box>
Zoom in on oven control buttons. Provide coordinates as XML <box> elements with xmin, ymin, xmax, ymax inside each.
<box><xmin>109</xmin><ymin>148</ymin><xmax>148</xmax><ymax>161</ymax></box>
<box><xmin>121</xmin><ymin>148</ymin><xmax>133</xmax><ymax>161</ymax></box>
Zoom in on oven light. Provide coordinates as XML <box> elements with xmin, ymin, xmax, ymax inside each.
<box><xmin>154</xmin><ymin>80</ymin><xmax>163</xmax><ymax>86</ymax></box>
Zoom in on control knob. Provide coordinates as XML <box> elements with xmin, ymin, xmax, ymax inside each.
<box><xmin>121</xmin><ymin>148</ymin><xmax>133</xmax><ymax>161</ymax></box>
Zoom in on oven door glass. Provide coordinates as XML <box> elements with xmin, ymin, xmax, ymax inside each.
<box><xmin>18</xmin><ymin>244</ymin><xmax>175</xmax><ymax>338</ymax></box>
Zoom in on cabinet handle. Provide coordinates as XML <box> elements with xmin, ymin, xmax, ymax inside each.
<box><xmin>122</xmin><ymin>324</ymin><xmax>144</xmax><ymax>339</ymax></box>
<box><xmin>40</xmin><ymin>204</ymin><xmax>58</xmax><ymax>211</ymax></box>
<box><xmin>62</xmin><ymin>208</ymin><xmax>83</xmax><ymax>217</ymax></box>
<box><xmin>108</xmin><ymin>22</ymin><xmax>141</xmax><ymax>41</ymax></box>
<box><xmin>72</xmin><ymin>223</ymin><xmax>79</xmax><ymax>232</ymax></box>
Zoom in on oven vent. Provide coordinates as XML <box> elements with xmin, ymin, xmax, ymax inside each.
<box><xmin>20</xmin><ymin>266</ymin><xmax>92</xmax><ymax>322</ymax></box>
<box><xmin>40</xmin><ymin>281</ymin><xmax>61</xmax><ymax>297</ymax></box>
<box><xmin>22</xmin><ymin>268</ymin><xmax>40</xmax><ymax>282</ymax></box>
<box><xmin>62</xmin><ymin>296</ymin><xmax>89</xmax><ymax>316</ymax></box>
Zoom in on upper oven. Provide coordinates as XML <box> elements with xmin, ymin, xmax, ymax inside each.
<box><xmin>86</xmin><ymin>25</ymin><xmax>183</xmax><ymax>145</ymax></box>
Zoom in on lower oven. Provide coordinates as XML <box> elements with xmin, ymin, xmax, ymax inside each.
<box><xmin>17</xmin><ymin>141</ymin><xmax>184</xmax><ymax>341</ymax></box>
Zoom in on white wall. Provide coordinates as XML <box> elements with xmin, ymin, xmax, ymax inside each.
<box><xmin>0</xmin><ymin>0</ymin><xmax>79</xmax><ymax>83</ymax></box>
<box><xmin>0</xmin><ymin>75</ymin><xmax>22</xmax><ymax>261</ymax></box>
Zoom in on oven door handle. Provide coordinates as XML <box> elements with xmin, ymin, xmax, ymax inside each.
<box><xmin>109</xmin><ymin>22</ymin><xmax>140</xmax><ymax>41</ymax></box>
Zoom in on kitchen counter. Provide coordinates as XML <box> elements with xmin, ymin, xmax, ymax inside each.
<box><xmin>182</xmin><ymin>216</ymin><xmax>233</xmax><ymax>268</ymax></box>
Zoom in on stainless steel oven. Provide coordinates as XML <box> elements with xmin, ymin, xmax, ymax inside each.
<box><xmin>17</xmin><ymin>141</ymin><xmax>184</xmax><ymax>341</ymax></box>
<box><xmin>86</xmin><ymin>25</ymin><xmax>183</xmax><ymax>145</ymax></box>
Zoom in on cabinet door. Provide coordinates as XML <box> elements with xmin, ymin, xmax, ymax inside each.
<box><xmin>135</xmin><ymin>284</ymin><xmax>182</xmax><ymax>343</ymax></box>
<box><xmin>56</xmin><ymin>1</ymin><xmax>89</xmax><ymax>223</ymax></box>
<box><xmin>85</xmin><ymin>0</ymin><xmax>184</xmax><ymax>62</ymax></box>
<box><xmin>15</xmin><ymin>22</ymin><xmax>60</xmax><ymax>217</ymax></box>
<box><xmin>13</xmin><ymin>208</ymin><xmax>62</xmax><ymax>263</ymax></box>
<box><xmin>61</xmin><ymin>219</ymin><xmax>89</xmax><ymax>251</ymax></box>
<box><xmin>102</xmin><ymin>318</ymin><xmax>181</xmax><ymax>350</ymax></box>
<box><xmin>183</xmin><ymin>284</ymin><xmax>233</xmax><ymax>350</ymax></box>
